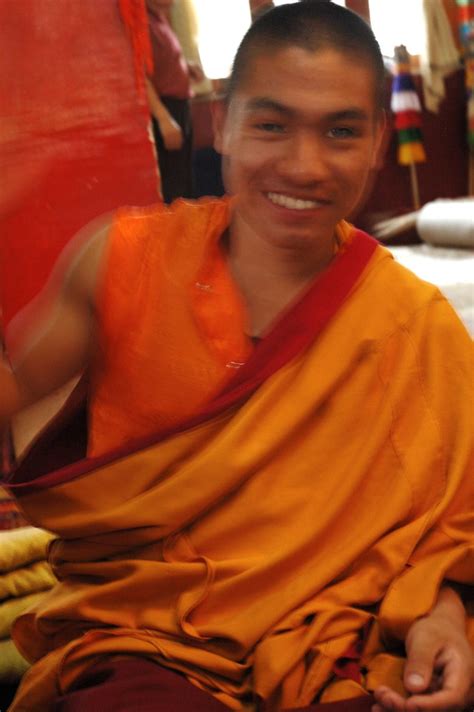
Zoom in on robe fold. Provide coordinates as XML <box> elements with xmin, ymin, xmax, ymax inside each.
<box><xmin>2</xmin><ymin>198</ymin><xmax>473</xmax><ymax>711</ymax></box>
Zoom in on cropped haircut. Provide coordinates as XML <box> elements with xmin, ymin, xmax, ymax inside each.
<box><xmin>227</xmin><ymin>0</ymin><xmax>386</xmax><ymax>110</ymax></box>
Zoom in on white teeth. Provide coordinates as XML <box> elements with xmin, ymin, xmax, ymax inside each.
<box><xmin>267</xmin><ymin>192</ymin><xmax>321</xmax><ymax>210</ymax></box>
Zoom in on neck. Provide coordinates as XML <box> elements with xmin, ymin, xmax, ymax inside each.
<box><xmin>225</xmin><ymin>212</ymin><xmax>337</xmax><ymax>336</ymax></box>
<box><xmin>227</xmin><ymin>210</ymin><xmax>337</xmax><ymax>283</ymax></box>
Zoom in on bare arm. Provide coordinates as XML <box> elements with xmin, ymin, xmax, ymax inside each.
<box><xmin>0</xmin><ymin>214</ymin><xmax>111</xmax><ymax>427</ymax></box>
<box><xmin>145</xmin><ymin>78</ymin><xmax>183</xmax><ymax>151</ymax></box>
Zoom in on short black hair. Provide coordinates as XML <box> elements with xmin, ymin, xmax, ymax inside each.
<box><xmin>227</xmin><ymin>0</ymin><xmax>385</xmax><ymax>109</ymax></box>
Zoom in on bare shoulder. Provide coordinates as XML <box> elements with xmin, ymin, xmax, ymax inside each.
<box><xmin>53</xmin><ymin>212</ymin><xmax>115</xmax><ymax>309</ymax></box>
<box><xmin>3</xmin><ymin>212</ymin><xmax>118</xmax><ymax>406</ymax></box>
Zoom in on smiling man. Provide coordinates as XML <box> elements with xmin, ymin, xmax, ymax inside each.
<box><xmin>213</xmin><ymin>37</ymin><xmax>385</xmax><ymax>339</ymax></box>
<box><xmin>1</xmin><ymin>2</ymin><xmax>473</xmax><ymax>712</ymax></box>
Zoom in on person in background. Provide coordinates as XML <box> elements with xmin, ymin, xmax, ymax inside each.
<box><xmin>250</xmin><ymin>0</ymin><xmax>275</xmax><ymax>22</ymax></box>
<box><xmin>145</xmin><ymin>0</ymin><xmax>204</xmax><ymax>202</ymax></box>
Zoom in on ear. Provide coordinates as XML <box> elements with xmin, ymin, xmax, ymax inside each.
<box><xmin>211</xmin><ymin>99</ymin><xmax>229</xmax><ymax>155</ymax></box>
<box><xmin>371</xmin><ymin>109</ymin><xmax>388</xmax><ymax>170</ymax></box>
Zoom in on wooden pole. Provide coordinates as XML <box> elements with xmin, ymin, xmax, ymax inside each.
<box><xmin>469</xmin><ymin>152</ymin><xmax>474</xmax><ymax>196</ymax></box>
<box><xmin>409</xmin><ymin>161</ymin><xmax>421</xmax><ymax>209</ymax></box>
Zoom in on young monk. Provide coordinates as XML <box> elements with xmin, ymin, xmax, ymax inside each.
<box><xmin>1</xmin><ymin>2</ymin><xmax>473</xmax><ymax>711</ymax></box>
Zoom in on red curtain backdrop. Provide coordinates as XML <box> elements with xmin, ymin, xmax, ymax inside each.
<box><xmin>0</xmin><ymin>0</ymin><xmax>160</xmax><ymax>326</ymax></box>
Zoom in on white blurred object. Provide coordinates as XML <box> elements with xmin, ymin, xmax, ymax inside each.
<box><xmin>372</xmin><ymin>198</ymin><xmax>474</xmax><ymax>246</ymax></box>
<box><xmin>390</xmin><ymin>243</ymin><xmax>474</xmax><ymax>335</ymax></box>
<box><xmin>193</xmin><ymin>0</ymin><xmax>251</xmax><ymax>79</ymax></box>
<box><xmin>369</xmin><ymin>0</ymin><xmax>425</xmax><ymax>57</ymax></box>
<box><xmin>373</xmin><ymin>197</ymin><xmax>474</xmax><ymax>334</ymax></box>
<box><xmin>372</xmin><ymin>212</ymin><xmax>419</xmax><ymax>240</ymax></box>
<box><xmin>417</xmin><ymin>198</ymin><xmax>474</xmax><ymax>248</ymax></box>
<box><xmin>419</xmin><ymin>0</ymin><xmax>460</xmax><ymax>113</ymax></box>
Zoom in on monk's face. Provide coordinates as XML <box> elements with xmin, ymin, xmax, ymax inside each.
<box><xmin>214</xmin><ymin>47</ymin><xmax>385</xmax><ymax>252</ymax></box>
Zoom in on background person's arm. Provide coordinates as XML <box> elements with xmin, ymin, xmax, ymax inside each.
<box><xmin>145</xmin><ymin>77</ymin><xmax>183</xmax><ymax>151</ymax></box>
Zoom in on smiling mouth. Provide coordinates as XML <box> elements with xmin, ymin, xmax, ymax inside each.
<box><xmin>266</xmin><ymin>192</ymin><xmax>327</xmax><ymax>211</ymax></box>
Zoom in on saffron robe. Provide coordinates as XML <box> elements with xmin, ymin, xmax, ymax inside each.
<box><xmin>3</xmin><ymin>198</ymin><xmax>473</xmax><ymax>711</ymax></box>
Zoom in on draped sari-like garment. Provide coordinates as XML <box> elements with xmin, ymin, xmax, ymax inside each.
<box><xmin>2</xmin><ymin>198</ymin><xmax>473</xmax><ymax>711</ymax></box>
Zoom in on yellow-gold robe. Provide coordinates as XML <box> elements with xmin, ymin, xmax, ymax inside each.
<box><xmin>3</xmin><ymin>198</ymin><xmax>473</xmax><ymax>711</ymax></box>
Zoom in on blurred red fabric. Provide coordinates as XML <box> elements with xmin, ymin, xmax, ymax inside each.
<box><xmin>0</xmin><ymin>0</ymin><xmax>160</xmax><ymax>326</ymax></box>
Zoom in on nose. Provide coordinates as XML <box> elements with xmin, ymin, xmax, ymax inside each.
<box><xmin>276</xmin><ymin>131</ymin><xmax>330</xmax><ymax>185</ymax></box>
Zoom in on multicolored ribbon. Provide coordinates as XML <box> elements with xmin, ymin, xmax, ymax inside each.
<box><xmin>457</xmin><ymin>0</ymin><xmax>474</xmax><ymax>43</ymax></box>
<box><xmin>391</xmin><ymin>46</ymin><xmax>427</xmax><ymax>165</ymax></box>
<box><xmin>457</xmin><ymin>0</ymin><xmax>474</xmax><ymax>149</ymax></box>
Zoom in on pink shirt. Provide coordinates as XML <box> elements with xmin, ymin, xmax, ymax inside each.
<box><xmin>148</xmin><ymin>10</ymin><xmax>191</xmax><ymax>100</ymax></box>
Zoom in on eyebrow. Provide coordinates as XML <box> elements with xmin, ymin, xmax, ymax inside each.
<box><xmin>244</xmin><ymin>98</ymin><xmax>369</xmax><ymax>122</ymax></box>
<box><xmin>326</xmin><ymin>109</ymin><xmax>370</xmax><ymax>122</ymax></box>
<box><xmin>244</xmin><ymin>97</ymin><xmax>293</xmax><ymax>115</ymax></box>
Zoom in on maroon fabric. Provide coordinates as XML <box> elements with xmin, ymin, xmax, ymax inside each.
<box><xmin>202</xmin><ymin>230</ymin><xmax>378</xmax><ymax>413</ymax></box>
<box><xmin>53</xmin><ymin>658</ymin><xmax>229</xmax><ymax>712</ymax></box>
<box><xmin>148</xmin><ymin>10</ymin><xmax>191</xmax><ymax>99</ymax></box>
<box><xmin>1</xmin><ymin>377</ymin><xmax>89</xmax><ymax>484</ymax></box>
<box><xmin>332</xmin><ymin>620</ymin><xmax>372</xmax><ymax>685</ymax></box>
<box><xmin>293</xmin><ymin>699</ymin><xmax>374</xmax><ymax>712</ymax></box>
<box><xmin>52</xmin><ymin>658</ymin><xmax>375</xmax><ymax>711</ymax></box>
<box><xmin>291</xmin><ymin>695</ymin><xmax>375</xmax><ymax>712</ymax></box>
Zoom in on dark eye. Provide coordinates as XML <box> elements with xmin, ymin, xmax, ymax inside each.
<box><xmin>256</xmin><ymin>122</ymin><xmax>285</xmax><ymax>133</ymax></box>
<box><xmin>328</xmin><ymin>126</ymin><xmax>356</xmax><ymax>138</ymax></box>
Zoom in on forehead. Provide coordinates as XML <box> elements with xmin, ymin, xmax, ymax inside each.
<box><xmin>230</xmin><ymin>46</ymin><xmax>378</xmax><ymax>120</ymax></box>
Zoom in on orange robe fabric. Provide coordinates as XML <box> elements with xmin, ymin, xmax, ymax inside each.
<box><xmin>4</xmin><ymin>198</ymin><xmax>473</xmax><ymax>711</ymax></box>
<box><xmin>89</xmin><ymin>196</ymin><xmax>253</xmax><ymax>456</ymax></box>
<box><xmin>87</xmin><ymin>197</ymin><xmax>355</xmax><ymax>457</ymax></box>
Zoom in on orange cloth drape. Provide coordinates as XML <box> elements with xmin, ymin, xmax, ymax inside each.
<box><xmin>89</xmin><ymin>197</ymin><xmax>252</xmax><ymax>456</ymax></box>
<box><xmin>88</xmin><ymin>198</ymin><xmax>353</xmax><ymax>458</ymax></box>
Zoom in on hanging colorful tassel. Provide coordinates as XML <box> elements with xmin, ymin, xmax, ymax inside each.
<box><xmin>457</xmin><ymin>0</ymin><xmax>474</xmax><ymax>45</ymax></box>
<box><xmin>391</xmin><ymin>46</ymin><xmax>427</xmax><ymax>166</ymax></box>
<box><xmin>456</xmin><ymin>0</ymin><xmax>474</xmax><ymax>149</ymax></box>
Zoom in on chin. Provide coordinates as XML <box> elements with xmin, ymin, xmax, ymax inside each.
<box><xmin>262</xmin><ymin>227</ymin><xmax>324</xmax><ymax>251</ymax></box>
